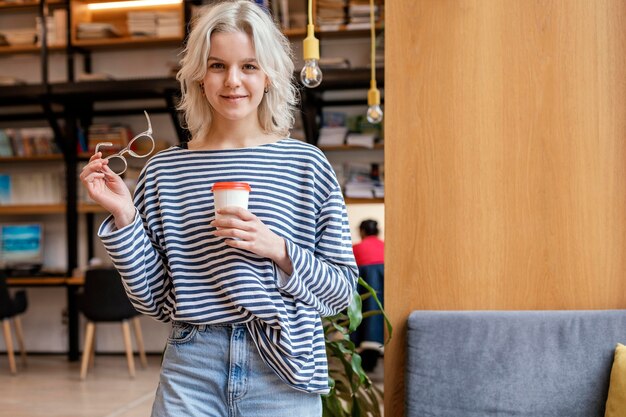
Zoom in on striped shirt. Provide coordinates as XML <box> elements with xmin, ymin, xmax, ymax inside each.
<box><xmin>98</xmin><ymin>138</ymin><xmax>358</xmax><ymax>394</ymax></box>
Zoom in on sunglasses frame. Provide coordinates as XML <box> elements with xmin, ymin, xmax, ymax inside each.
<box><xmin>94</xmin><ymin>110</ymin><xmax>156</xmax><ymax>175</ymax></box>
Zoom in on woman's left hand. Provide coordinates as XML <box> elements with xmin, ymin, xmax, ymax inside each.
<box><xmin>211</xmin><ymin>207</ymin><xmax>293</xmax><ymax>275</ymax></box>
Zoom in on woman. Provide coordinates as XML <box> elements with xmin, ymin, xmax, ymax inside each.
<box><xmin>79</xmin><ymin>1</ymin><xmax>357</xmax><ymax>416</ymax></box>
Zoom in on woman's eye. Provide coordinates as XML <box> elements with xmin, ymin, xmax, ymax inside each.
<box><xmin>243</xmin><ymin>64</ymin><xmax>258</xmax><ymax>70</ymax></box>
<box><xmin>209</xmin><ymin>63</ymin><xmax>225</xmax><ymax>69</ymax></box>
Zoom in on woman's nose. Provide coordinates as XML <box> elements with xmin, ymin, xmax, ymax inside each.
<box><xmin>225</xmin><ymin>67</ymin><xmax>242</xmax><ymax>88</ymax></box>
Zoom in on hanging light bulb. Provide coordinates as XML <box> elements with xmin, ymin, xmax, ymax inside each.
<box><xmin>366</xmin><ymin>0</ymin><xmax>383</xmax><ymax>124</ymax></box>
<box><xmin>367</xmin><ymin>81</ymin><xmax>383</xmax><ymax>123</ymax></box>
<box><xmin>301</xmin><ymin>0</ymin><xmax>322</xmax><ymax>88</ymax></box>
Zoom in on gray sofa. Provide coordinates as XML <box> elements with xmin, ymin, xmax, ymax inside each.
<box><xmin>406</xmin><ymin>310</ymin><xmax>626</xmax><ymax>417</ymax></box>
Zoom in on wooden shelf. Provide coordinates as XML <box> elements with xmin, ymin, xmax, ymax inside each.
<box><xmin>0</xmin><ymin>0</ymin><xmax>63</xmax><ymax>9</ymax></box>
<box><xmin>345</xmin><ymin>198</ymin><xmax>384</xmax><ymax>204</ymax></box>
<box><xmin>0</xmin><ymin>44</ymin><xmax>66</xmax><ymax>56</ymax></box>
<box><xmin>0</xmin><ymin>154</ymin><xmax>63</xmax><ymax>162</ymax></box>
<box><xmin>0</xmin><ymin>203</ymin><xmax>65</xmax><ymax>214</ymax></box>
<box><xmin>319</xmin><ymin>144</ymin><xmax>384</xmax><ymax>151</ymax></box>
<box><xmin>0</xmin><ymin>202</ymin><xmax>108</xmax><ymax>215</ymax></box>
<box><xmin>6</xmin><ymin>276</ymin><xmax>70</xmax><ymax>286</ymax></box>
<box><xmin>284</xmin><ymin>23</ymin><xmax>384</xmax><ymax>39</ymax></box>
<box><xmin>78</xmin><ymin>202</ymin><xmax>107</xmax><ymax>213</ymax></box>
<box><xmin>71</xmin><ymin>36</ymin><xmax>183</xmax><ymax>49</ymax></box>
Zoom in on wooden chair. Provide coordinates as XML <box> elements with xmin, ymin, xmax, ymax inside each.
<box><xmin>0</xmin><ymin>272</ymin><xmax>28</xmax><ymax>374</ymax></box>
<box><xmin>77</xmin><ymin>268</ymin><xmax>147</xmax><ymax>380</ymax></box>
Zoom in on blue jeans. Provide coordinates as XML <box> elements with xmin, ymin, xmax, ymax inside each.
<box><xmin>151</xmin><ymin>322</ymin><xmax>322</xmax><ymax>417</ymax></box>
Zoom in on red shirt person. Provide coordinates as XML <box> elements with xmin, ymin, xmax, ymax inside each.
<box><xmin>352</xmin><ymin>219</ymin><xmax>384</xmax><ymax>266</ymax></box>
<box><xmin>351</xmin><ymin>219</ymin><xmax>384</xmax><ymax>372</ymax></box>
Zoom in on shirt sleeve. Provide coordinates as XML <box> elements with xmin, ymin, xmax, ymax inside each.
<box><xmin>276</xmin><ymin>186</ymin><xmax>358</xmax><ymax>317</ymax></box>
<box><xmin>98</xmin><ymin>197</ymin><xmax>174</xmax><ymax>323</ymax></box>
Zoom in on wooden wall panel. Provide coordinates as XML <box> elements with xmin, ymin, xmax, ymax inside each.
<box><xmin>385</xmin><ymin>1</ymin><xmax>626</xmax><ymax>416</ymax></box>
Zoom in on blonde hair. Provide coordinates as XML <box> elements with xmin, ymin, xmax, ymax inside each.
<box><xmin>177</xmin><ymin>0</ymin><xmax>298</xmax><ymax>141</ymax></box>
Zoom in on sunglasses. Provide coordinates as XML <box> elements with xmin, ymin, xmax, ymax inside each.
<box><xmin>94</xmin><ymin>110</ymin><xmax>156</xmax><ymax>175</ymax></box>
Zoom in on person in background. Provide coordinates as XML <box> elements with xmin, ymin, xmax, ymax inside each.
<box><xmin>79</xmin><ymin>1</ymin><xmax>357</xmax><ymax>416</ymax></box>
<box><xmin>352</xmin><ymin>219</ymin><xmax>384</xmax><ymax>267</ymax></box>
<box><xmin>352</xmin><ymin>219</ymin><xmax>384</xmax><ymax>372</ymax></box>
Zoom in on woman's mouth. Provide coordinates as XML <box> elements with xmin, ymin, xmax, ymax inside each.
<box><xmin>221</xmin><ymin>95</ymin><xmax>248</xmax><ymax>101</ymax></box>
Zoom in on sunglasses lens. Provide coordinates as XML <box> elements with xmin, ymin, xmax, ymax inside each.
<box><xmin>107</xmin><ymin>156</ymin><xmax>127</xmax><ymax>175</ymax></box>
<box><xmin>128</xmin><ymin>135</ymin><xmax>154</xmax><ymax>158</ymax></box>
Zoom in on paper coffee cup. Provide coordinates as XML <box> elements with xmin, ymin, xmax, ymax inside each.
<box><xmin>211</xmin><ymin>182</ymin><xmax>251</xmax><ymax>221</ymax></box>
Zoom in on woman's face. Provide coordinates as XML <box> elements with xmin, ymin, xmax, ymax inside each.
<box><xmin>201</xmin><ymin>31</ymin><xmax>268</xmax><ymax>127</ymax></box>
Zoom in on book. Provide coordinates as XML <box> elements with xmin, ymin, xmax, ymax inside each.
<box><xmin>0</xmin><ymin>130</ymin><xmax>13</xmax><ymax>157</ymax></box>
<box><xmin>0</xmin><ymin>174</ymin><xmax>11</xmax><ymax>205</ymax></box>
<box><xmin>346</xmin><ymin>132</ymin><xmax>376</xmax><ymax>148</ymax></box>
<box><xmin>318</xmin><ymin>126</ymin><xmax>348</xmax><ymax>147</ymax></box>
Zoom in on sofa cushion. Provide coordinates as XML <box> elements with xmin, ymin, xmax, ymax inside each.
<box><xmin>605</xmin><ymin>343</ymin><xmax>626</xmax><ymax>417</ymax></box>
<box><xmin>406</xmin><ymin>310</ymin><xmax>626</xmax><ymax>417</ymax></box>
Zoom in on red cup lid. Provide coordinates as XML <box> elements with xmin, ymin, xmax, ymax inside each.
<box><xmin>211</xmin><ymin>182</ymin><xmax>251</xmax><ymax>192</ymax></box>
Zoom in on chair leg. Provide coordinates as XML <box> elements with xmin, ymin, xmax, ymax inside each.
<box><xmin>80</xmin><ymin>322</ymin><xmax>96</xmax><ymax>380</ymax></box>
<box><xmin>132</xmin><ymin>317</ymin><xmax>148</xmax><ymax>368</ymax></box>
<box><xmin>121</xmin><ymin>320</ymin><xmax>136</xmax><ymax>378</ymax></box>
<box><xmin>88</xmin><ymin>331</ymin><xmax>96</xmax><ymax>370</ymax></box>
<box><xmin>13</xmin><ymin>317</ymin><xmax>27</xmax><ymax>366</ymax></box>
<box><xmin>2</xmin><ymin>319</ymin><xmax>16</xmax><ymax>375</ymax></box>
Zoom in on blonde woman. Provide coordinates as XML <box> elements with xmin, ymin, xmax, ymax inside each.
<box><xmin>79</xmin><ymin>1</ymin><xmax>357</xmax><ymax>416</ymax></box>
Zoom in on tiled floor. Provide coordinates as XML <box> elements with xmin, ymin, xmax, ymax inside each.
<box><xmin>0</xmin><ymin>354</ymin><xmax>384</xmax><ymax>417</ymax></box>
<box><xmin>0</xmin><ymin>355</ymin><xmax>159</xmax><ymax>417</ymax></box>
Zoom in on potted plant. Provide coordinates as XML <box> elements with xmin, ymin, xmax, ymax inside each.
<box><xmin>322</xmin><ymin>277</ymin><xmax>392</xmax><ymax>417</ymax></box>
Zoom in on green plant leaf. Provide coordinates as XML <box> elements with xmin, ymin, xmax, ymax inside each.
<box><xmin>347</xmin><ymin>288</ymin><xmax>363</xmax><ymax>332</ymax></box>
<box><xmin>357</xmin><ymin>276</ymin><xmax>393</xmax><ymax>343</ymax></box>
<box><xmin>322</xmin><ymin>276</ymin><xmax>390</xmax><ymax>417</ymax></box>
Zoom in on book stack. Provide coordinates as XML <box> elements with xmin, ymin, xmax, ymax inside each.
<box><xmin>346</xmin><ymin>0</ymin><xmax>380</xmax><ymax>30</ymax></box>
<box><xmin>0</xmin><ymin>128</ymin><xmax>61</xmax><ymax>157</ymax></box>
<box><xmin>346</xmin><ymin>132</ymin><xmax>376</xmax><ymax>148</ymax></box>
<box><xmin>318</xmin><ymin>111</ymin><xmax>348</xmax><ymax>147</ymax></box>
<box><xmin>343</xmin><ymin>162</ymin><xmax>384</xmax><ymax>199</ymax></box>
<box><xmin>317</xmin><ymin>0</ymin><xmax>347</xmax><ymax>30</ymax></box>
<box><xmin>128</xmin><ymin>11</ymin><xmax>157</xmax><ymax>37</ymax></box>
<box><xmin>318</xmin><ymin>127</ymin><xmax>348</xmax><ymax>147</ymax></box>
<box><xmin>87</xmin><ymin>124</ymin><xmax>131</xmax><ymax>154</ymax></box>
<box><xmin>269</xmin><ymin>0</ymin><xmax>290</xmax><ymax>30</ymax></box>
<box><xmin>0</xmin><ymin>28</ymin><xmax>37</xmax><ymax>46</ymax></box>
<box><xmin>0</xmin><ymin>171</ymin><xmax>65</xmax><ymax>205</ymax></box>
<box><xmin>77</xmin><ymin>22</ymin><xmax>121</xmax><ymax>40</ymax></box>
<box><xmin>347</xmin><ymin>114</ymin><xmax>383</xmax><ymax>143</ymax></box>
<box><xmin>35</xmin><ymin>9</ymin><xmax>67</xmax><ymax>47</ymax></box>
<box><xmin>157</xmin><ymin>11</ymin><xmax>182</xmax><ymax>38</ymax></box>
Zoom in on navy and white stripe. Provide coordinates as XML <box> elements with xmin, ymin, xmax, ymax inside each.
<box><xmin>98</xmin><ymin>138</ymin><xmax>358</xmax><ymax>394</ymax></box>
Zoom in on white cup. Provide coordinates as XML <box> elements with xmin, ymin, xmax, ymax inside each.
<box><xmin>211</xmin><ymin>182</ymin><xmax>251</xmax><ymax>222</ymax></box>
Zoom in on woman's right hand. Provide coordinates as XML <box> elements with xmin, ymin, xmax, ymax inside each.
<box><xmin>79</xmin><ymin>153</ymin><xmax>136</xmax><ymax>228</ymax></box>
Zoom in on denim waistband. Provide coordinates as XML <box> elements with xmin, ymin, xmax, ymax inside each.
<box><xmin>173</xmin><ymin>321</ymin><xmax>248</xmax><ymax>332</ymax></box>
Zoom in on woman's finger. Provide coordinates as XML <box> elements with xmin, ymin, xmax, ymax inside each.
<box><xmin>82</xmin><ymin>171</ymin><xmax>106</xmax><ymax>185</ymax></box>
<box><xmin>211</xmin><ymin>217</ymin><xmax>252</xmax><ymax>231</ymax></box>
<box><xmin>214</xmin><ymin>227</ymin><xmax>250</xmax><ymax>241</ymax></box>
<box><xmin>88</xmin><ymin>152</ymin><xmax>102</xmax><ymax>162</ymax></box>
<box><xmin>223</xmin><ymin>238</ymin><xmax>252</xmax><ymax>251</ymax></box>
<box><xmin>216</xmin><ymin>207</ymin><xmax>256</xmax><ymax>221</ymax></box>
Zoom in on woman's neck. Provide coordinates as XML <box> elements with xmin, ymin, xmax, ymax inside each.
<box><xmin>190</xmin><ymin>120</ymin><xmax>279</xmax><ymax>150</ymax></box>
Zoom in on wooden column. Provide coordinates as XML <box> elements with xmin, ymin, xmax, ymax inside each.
<box><xmin>385</xmin><ymin>1</ymin><xmax>626</xmax><ymax>415</ymax></box>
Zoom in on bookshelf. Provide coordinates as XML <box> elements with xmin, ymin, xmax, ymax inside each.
<box><xmin>0</xmin><ymin>0</ymin><xmax>68</xmax><ymax>56</ymax></box>
<box><xmin>0</xmin><ymin>0</ymin><xmax>384</xmax><ymax>359</ymax></box>
<box><xmin>70</xmin><ymin>0</ymin><xmax>185</xmax><ymax>49</ymax></box>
